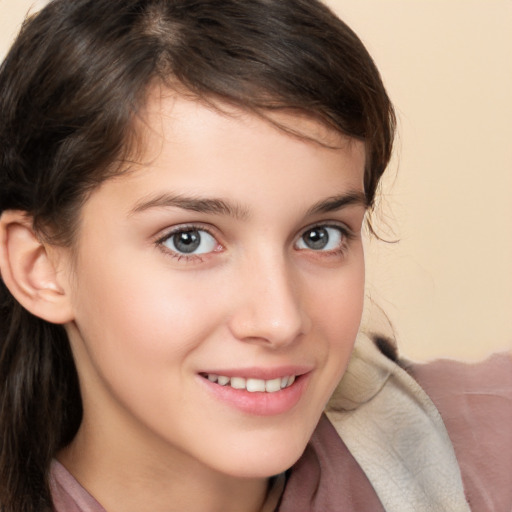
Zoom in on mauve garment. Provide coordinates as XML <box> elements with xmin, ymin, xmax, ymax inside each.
<box><xmin>50</xmin><ymin>353</ymin><xmax>512</xmax><ymax>512</ymax></box>
<box><xmin>407</xmin><ymin>353</ymin><xmax>512</xmax><ymax>512</ymax></box>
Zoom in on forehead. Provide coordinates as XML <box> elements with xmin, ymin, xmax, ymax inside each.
<box><xmin>91</xmin><ymin>88</ymin><xmax>366</xmax><ymax>220</ymax></box>
<box><xmin>132</xmin><ymin>85</ymin><xmax>364</xmax><ymax>166</ymax></box>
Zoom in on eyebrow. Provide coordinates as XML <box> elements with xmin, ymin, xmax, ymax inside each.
<box><xmin>305</xmin><ymin>191</ymin><xmax>368</xmax><ymax>216</ymax></box>
<box><xmin>130</xmin><ymin>190</ymin><xmax>367</xmax><ymax>220</ymax></box>
<box><xmin>130</xmin><ymin>193</ymin><xmax>249</xmax><ymax>220</ymax></box>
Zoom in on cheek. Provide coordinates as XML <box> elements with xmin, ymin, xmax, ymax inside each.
<box><xmin>67</xmin><ymin>260</ymin><xmax>227</xmax><ymax>430</ymax></box>
<box><xmin>309</xmin><ymin>257</ymin><xmax>365</xmax><ymax>386</ymax></box>
<box><xmin>69</xmin><ymin>252</ymin><xmax>225</xmax><ymax>379</ymax></box>
<box><xmin>312</xmin><ymin>258</ymin><xmax>365</xmax><ymax>338</ymax></box>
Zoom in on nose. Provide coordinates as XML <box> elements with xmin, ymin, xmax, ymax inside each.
<box><xmin>227</xmin><ymin>252</ymin><xmax>310</xmax><ymax>348</ymax></box>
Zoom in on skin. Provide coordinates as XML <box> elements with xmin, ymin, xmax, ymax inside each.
<box><xmin>57</xmin><ymin>90</ymin><xmax>367</xmax><ymax>512</ymax></box>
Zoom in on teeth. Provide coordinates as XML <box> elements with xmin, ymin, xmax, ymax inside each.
<box><xmin>230</xmin><ymin>377</ymin><xmax>246</xmax><ymax>390</ymax></box>
<box><xmin>265</xmin><ymin>378</ymin><xmax>282</xmax><ymax>393</ymax></box>
<box><xmin>204</xmin><ymin>373</ymin><xmax>296</xmax><ymax>393</ymax></box>
<box><xmin>246</xmin><ymin>378</ymin><xmax>266</xmax><ymax>392</ymax></box>
<box><xmin>217</xmin><ymin>375</ymin><xmax>230</xmax><ymax>386</ymax></box>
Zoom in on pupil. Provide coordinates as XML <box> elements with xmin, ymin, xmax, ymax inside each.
<box><xmin>305</xmin><ymin>228</ymin><xmax>328</xmax><ymax>250</ymax></box>
<box><xmin>174</xmin><ymin>230</ymin><xmax>201</xmax><ymax>253</ymax></box>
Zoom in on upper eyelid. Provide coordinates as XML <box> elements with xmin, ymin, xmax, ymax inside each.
<box><xmin>297</xmin><ymin>221</ymin><xmax>354</xmax><ymax>240</ymax></box>
<box><xmin>154</xmin><ymin>223</ymin><xmax>220</xmax><ymax>244</ymax></box>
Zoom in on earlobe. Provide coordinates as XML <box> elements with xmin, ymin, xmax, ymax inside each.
<box><xmin>0</xmin><ymin>210</ymin><xmax>74</xmax><ymax>324</ymax></box>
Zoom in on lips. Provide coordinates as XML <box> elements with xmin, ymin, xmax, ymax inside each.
<box><xmin>198</xmin><ymin>367</ymin><xmax>311</xmax><ymax>416</ymax></box>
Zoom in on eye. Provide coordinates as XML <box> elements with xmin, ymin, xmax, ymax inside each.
<box><xmin>161</xmin><ymin>228</ymin><xmax>218</xmax><ymax>255</ymax></box>
<box><xmin>296</xmin><ymin>225</ymin><xmax>346</xmax><ymax>251</ymax></box>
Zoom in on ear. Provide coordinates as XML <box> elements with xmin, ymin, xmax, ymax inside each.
<box><xmin>0</xmin><ymin>210</ymin><xmax>74</xmax><ymax>324</ymax></box>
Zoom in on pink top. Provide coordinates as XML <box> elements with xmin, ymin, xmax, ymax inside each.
<box><xmin>50</xmin><ymin>460</ymin><xmax>106</xmax><ymax>512</ymax></box>
<box><xmin>50</xmin><ymin>353</ymin><xmax>512</xmax><ymax>511</ymax></box>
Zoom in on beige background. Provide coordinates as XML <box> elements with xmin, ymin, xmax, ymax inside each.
<box><xmin>1</xmin><ymin>0</ymin><xmax>511</xmax><ymax>361</ymax></box>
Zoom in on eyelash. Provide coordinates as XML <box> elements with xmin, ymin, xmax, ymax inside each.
<box><xmin>154</xmin><ymin>222</ymin><xmax>354</xmax><ymax>263</ymax></box>
<box><xmin>295</xmin><ymin>223</ymin><xmax>354</xmax><ymax>257</ymax></box>
<box><xmin>155</xmin><ymin>224</ymin><xmax>221</xmax><ymax>263</ymax></box>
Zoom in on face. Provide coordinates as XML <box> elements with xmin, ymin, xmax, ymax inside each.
<box><xmin>62</xmin><ymin>91</ymin><xmax>367</xmax><ymax>480</ymax></box>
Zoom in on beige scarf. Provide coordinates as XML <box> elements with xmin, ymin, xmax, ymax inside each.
<box><xmin>326</xmin><ymin>334</ymin><xmax>471</xmax><ymax>512</ymax></box>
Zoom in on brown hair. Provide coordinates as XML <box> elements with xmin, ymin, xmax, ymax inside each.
<box><xmin>0</xmin><ymin>0</ymin><xmax>395</xmax><ymax>509</ymax></box>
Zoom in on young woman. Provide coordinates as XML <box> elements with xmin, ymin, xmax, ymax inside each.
<box><xmin>0</xmin><ymin>1</ymin><xmax>510</xmax><ymax>511</ymax></box>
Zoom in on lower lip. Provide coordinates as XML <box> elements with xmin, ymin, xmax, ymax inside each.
<box><xmin>198</xmin><ymin>373</ymin><xmax>310</xmax><ymax>416</ymax></box>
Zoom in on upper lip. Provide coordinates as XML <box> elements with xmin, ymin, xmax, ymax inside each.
<box><xmin>198</xmin><ymin>365</ymin><xmax>313</xmax><ymax>380</ymax></box>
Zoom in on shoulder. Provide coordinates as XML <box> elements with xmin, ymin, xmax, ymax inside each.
<box><xmin>405</xmin><ymin>353</ymin><xmax>512</xmax><ymax>512</ymax></box>
<box><xmin>406</xmin><ymin>351</ymin><xmax>512</xmax><ymax>394</ymax></box>
<box><xmin>324</xmin><ymin>334</ymin><xmax>510</xmax><ymax>511</ymax></box>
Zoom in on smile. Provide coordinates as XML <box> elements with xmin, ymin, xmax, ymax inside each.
<box><xmin>202</xmin><ymin>373</ymin><xmax>296</xmax><ymax>393</ymax></box>
<box><xmin>199</xmin><ymin>369</ymin><xmax>310</xmax><ymax>416</ymax></box>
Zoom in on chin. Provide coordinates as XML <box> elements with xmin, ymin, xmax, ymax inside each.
<box><xmin>222</xmin><ymin>453</ymin><xmax>303</xmax><ymax>479</ymax></box>
<box><xmin>210</xmin><ymin>425</ymin><xmax>314</xmax><ymax>479</ymax></box>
